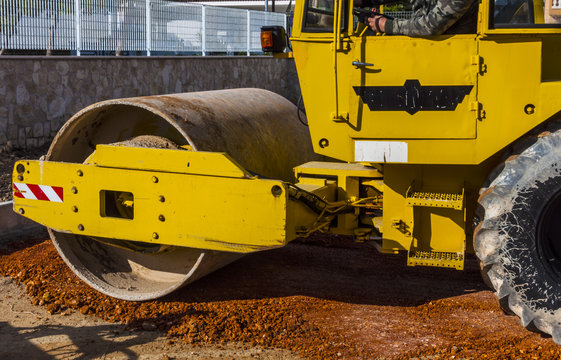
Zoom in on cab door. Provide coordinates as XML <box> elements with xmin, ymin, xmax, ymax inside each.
<box><xmin>340</xmin><ymin>18</ymin><xmax>479</xmax><ymax>139</ymax></box>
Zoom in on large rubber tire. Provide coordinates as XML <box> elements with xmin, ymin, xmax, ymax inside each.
<box><xmin>474</xmin><ymin>123</ymin><xmax>561</xmax><ymax>342</ymax></box>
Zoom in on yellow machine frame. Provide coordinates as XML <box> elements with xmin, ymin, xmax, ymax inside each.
<box><xmin>287</xmin><ymin>0</ymin><xmax>561</xmax><ymax>268</ymax></box>
<box><xmin>12</xmin><ymin>0</ymin><xmax>561</xmax><ymax>271</ymax></box>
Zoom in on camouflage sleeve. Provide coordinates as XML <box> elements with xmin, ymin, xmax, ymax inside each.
<box><xmin>385</xmin><ymin>0</ymin><xmax>476</xmax><ymax>36</ymax></box>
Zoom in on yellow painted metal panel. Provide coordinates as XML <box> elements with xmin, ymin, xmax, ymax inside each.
<box><xmin>293</xmin><ymin>34</ymin><xmax>479</xmax><ymax>163</ymax></box>
<box><xmin>475</xmin><ymin>38</ymin><xmax>545</xmax><ymax>161</ymax></box>
<box><xmin>93</xmin><ymin>145</ymin><xmax>252</xmax><ymax>178</ymax></box>
<box><xmin>381</xmin><ymin>163</ymin><xmax>492</xmax><ymax>255</ymax></box>
<box><xmin>295</xmin><ymin>161</ymin><xmax>382</xmax><ymax>178</ymax></box>
<box><xmin>292</xmin><ymin>0</ymin><xmax>561</xmax><ymax>165</ymax></box>
<box><xmin>293</xmin><ymin>33</ymin><xmax>561</xmax><ymax>165</ymax></box>
<box><xmin>13</xmin><ymin>159</ymin><xmax>288</xmax><ymax>253</ymax></box>
<box><xmin>344</xmin><ymin>36</ymin><xmax>478</xmax><ymax>139</ymax></box>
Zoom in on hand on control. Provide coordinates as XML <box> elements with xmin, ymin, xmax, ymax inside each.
<box><xmin>367</xmin><ymin>15</ymin><xmax>387</xmax><ymax>33</ymax></box>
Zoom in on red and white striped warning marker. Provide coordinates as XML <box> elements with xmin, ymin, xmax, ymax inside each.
<box><xmin>13</xmin><ymin>183</ymin><xmax>64</xmax><ymax>203</ymax></box>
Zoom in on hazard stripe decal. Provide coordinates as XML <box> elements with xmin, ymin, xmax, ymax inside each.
<box><xmin>13</xmin><ymin>182</ymin><xmax>37</xmax><ymax>200</ymax></box>
<box><xmin>13</xmin><ymin>183</ymin><xmax>64</xmax><ymax>202</ymax></box>
<box><xmin>39</xmin><ymin>185</ymin><xmax>64</xmax><ymax>202</ymax></box>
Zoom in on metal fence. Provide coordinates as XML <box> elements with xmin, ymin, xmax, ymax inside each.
<box><xmin>0</xmin><ymin>0</ymin><xmax>287</xmax><ymax>55</ymax></box>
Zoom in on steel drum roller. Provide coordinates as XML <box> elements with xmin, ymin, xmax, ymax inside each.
<box><xmin>46</xmin><ymin>88</ymin><xmax>316</xmax><ymax>301</ymax></box>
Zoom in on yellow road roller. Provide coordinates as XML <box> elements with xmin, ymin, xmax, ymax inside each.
<box><xmin>12</xmin><ymin>0</ymin><xmax>561</xmax><ymax>343</ymax></box>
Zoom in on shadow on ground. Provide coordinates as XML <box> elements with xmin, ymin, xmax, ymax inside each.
<box><xmin>0</xmin><ymin>321</ymin><xmax>157</xmax><ymax>359</ymax></box>
<box><xmin>1</xmin><ymin>235</ymin><xmax>487</xmax><ymax>308</ymax></box>
<box><xmin>163</xmin><ymin>236</ymin><xmax>487</xmax><ymax>307</ymax></box>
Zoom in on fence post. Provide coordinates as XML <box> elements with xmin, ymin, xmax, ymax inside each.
<box><xmin>246</xmin><ymin>10</ymin><xmax>250</xmax><ymax>56</ymax></box>
<box><xmin>146</xmin><ymin>0</ymin><xmax>151</xmax><ymax>56</ymax></box>
<box><xmin>201</xmin><ymin>5</ymin><xmax>206</xmax><ymax>56</ymax></box>
<box><xmin>74</xmin><ymin>0</ymin><xmax>81</xmax><ymax>55</ymax></box>
<box><xmin>284</xmin><ymin>13</ymin><xmax>288</xmax><ymax>53</ymax></box>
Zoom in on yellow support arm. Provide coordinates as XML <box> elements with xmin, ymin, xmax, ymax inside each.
<box><xmin>12</xmin><ymin>146</ymin><xmax>318</xmax><ymax>253</ymax></box>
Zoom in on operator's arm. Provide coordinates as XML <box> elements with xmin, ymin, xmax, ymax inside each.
<box><xmin>368</xmin><ymin>0</ymin><xmax>476</xmax><ymax>36</ymax></box>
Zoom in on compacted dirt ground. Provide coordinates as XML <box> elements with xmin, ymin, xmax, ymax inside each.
<box><xmin>2</xmin><ymin>236</ymin><xmax>561</xmax><ymax>360</ymax></box>
<box><xmin>0</xmin><ymin>276</ymin><xmax>293</xmax><ymax>360</ymax></box>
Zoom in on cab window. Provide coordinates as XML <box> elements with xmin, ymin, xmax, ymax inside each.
<box><xmin>303</xmin><ymin>0</ymin><xmax>335</xmax><ymax>31</ymax></box>
<box><xmin>492</xmin><ymin>0</ymin><xmax>561</xmax><ymax>27</ymax></box>
<box><xmin>302</xmin><ymin>0</ymin><xmax>347</xmax><ymax>32</ymax></box>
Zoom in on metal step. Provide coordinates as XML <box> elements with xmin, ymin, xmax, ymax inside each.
<box><xmin>407</xmin><ymin>250</ymin><xmax>464</xmax><ymax>270</ymax></box>
<box><xmin>405</xmin><ymin>189</ymin><xmax>464</xmax><ymax>210</ymax></box>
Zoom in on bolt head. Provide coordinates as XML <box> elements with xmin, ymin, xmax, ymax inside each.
<box><xmin>71</xmin><ymin>187</ymin><xmax>78</xmax><ymax>194</ymax></box>
<box><xmin>18</xmin><ymin>208</ymin><xmax>25</xmax><ymax>215</ymax></box>
<box><xmin>17</xmin><ymin>175</ymin><xmax>23</xmax><ymax>181</ymax></box>
<box><xmin>159</xmin><ymin>195</ymin><xmax>165</xmax><ymax>202</ymax></box>
<box><xmin>152</xmin><ymin>232</ymin><xmax>159</xmax><ymax>240</ymax></box>
<box><xmin>78</xmin><ymin>224</ymin><xmax>84</xmax><ymax>231</ymax></box>
<box><xmin>72</xmin><ymin>206</ymin><xmax>78</xmax><ymax>213</ymax></box>
<box><xmin>152</xmin><ymin>176</ymin><xmax>159</xmax><ymax>183</ymax></box>
<box><xmin>524</xmin><ymin>104</ymin><xmax>536</xmax><ymax>115</ymax></box>
<box><xmin>77</xmin><ymin>169</ymin><xmax>83</xmax><ymax>177</ymax></box>
<box><xmin>271</xmin><ymin>185</ymin><xmax>283</xmax><ymax>197</ymax></box>
<box><xmin>158</xmin><ymin>214</ymin><xmax>165</xmax><ymax>222</ymax></box>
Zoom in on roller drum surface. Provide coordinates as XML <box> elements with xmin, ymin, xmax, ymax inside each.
<box><xmin>46</xmin><ymin>88</ymin><xmax>316</xmax><ymax>301</ymax></box>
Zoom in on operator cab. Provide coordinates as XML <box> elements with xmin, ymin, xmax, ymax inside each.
<box><xmin>286</xmin><ymin>0</ymin><xmax>561</xmax><ymax>165</ymax></box>
<box><xmin>299</xmin><ymin>0</ymin><xmax>561</xmax><ymax>33</ymax></box>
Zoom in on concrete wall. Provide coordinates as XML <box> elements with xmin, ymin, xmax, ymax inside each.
<box><xmin>0</xmin><ymin>56</ymin><xmax>301</xmax><ymax>149</ymax></box>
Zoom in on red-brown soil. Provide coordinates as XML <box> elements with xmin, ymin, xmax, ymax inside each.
<box><xmin>1</xmin><ymin>235</ymin><xmax>560</xmax><ymax>359</ymax></box>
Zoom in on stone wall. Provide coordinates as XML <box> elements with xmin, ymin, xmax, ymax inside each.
<box><xmin>0</xmin><ymin>56</ymin><xmax>301</xmax><ymax>149</ymax></box>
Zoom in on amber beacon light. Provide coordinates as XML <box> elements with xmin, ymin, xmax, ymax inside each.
<box><xmin>260</xmin><ymin>26</ymin><xmax>286</xmax><ymax>53</ymax></box>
